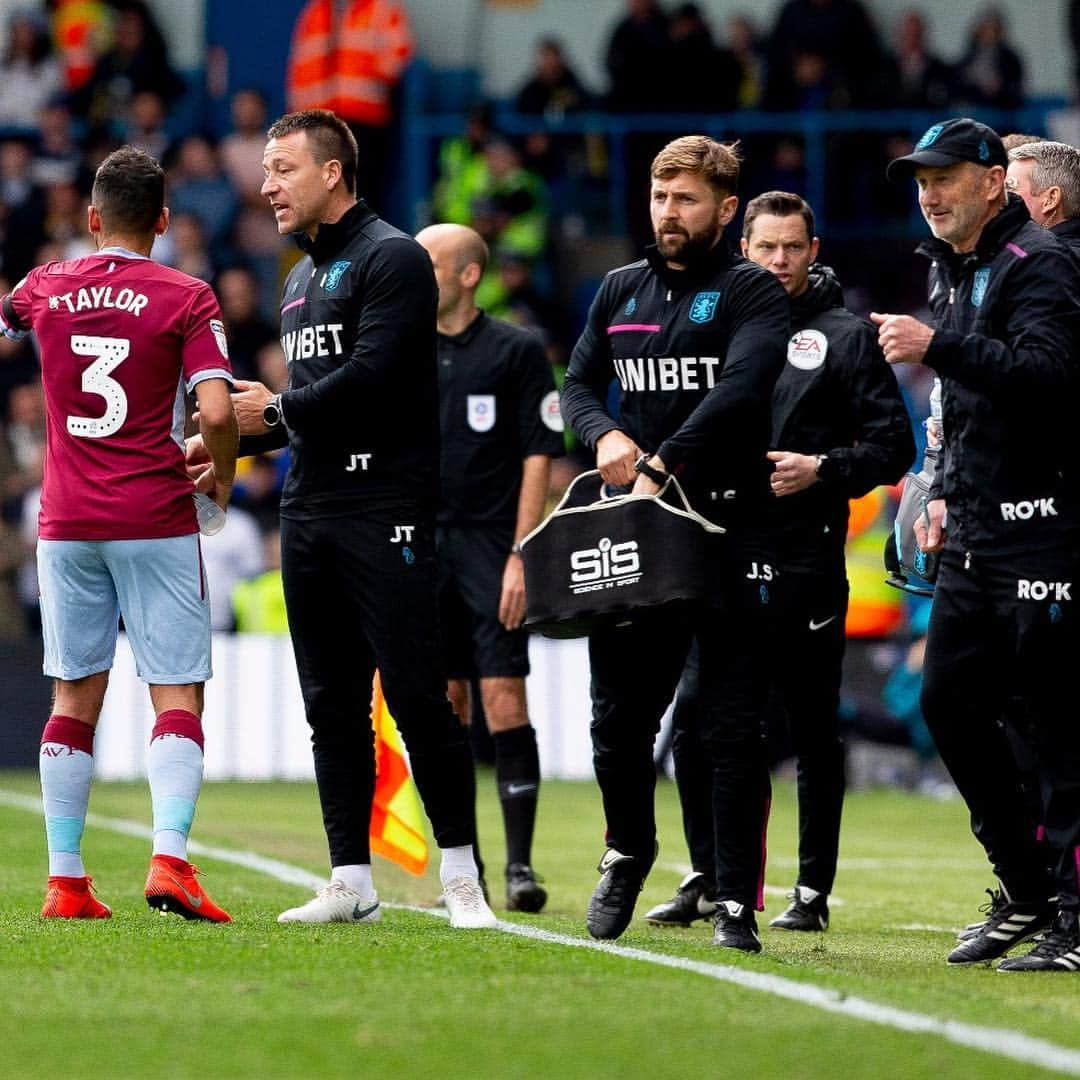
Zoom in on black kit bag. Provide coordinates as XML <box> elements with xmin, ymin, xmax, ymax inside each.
<box><xmin>884</xmin><ymin>452</ymin><xmax>940</xmax><ymax>597</ymax></box>
<box><xmin>520</xmin><ymin>469</ymin><xmax>725</xmax><ymax>639</ymax></box>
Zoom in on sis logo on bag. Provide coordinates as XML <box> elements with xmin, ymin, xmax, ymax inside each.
<box><xmin>569</xmin><ymin>537</ymin><xmax>641</xmax><ymax>593</ymax></box>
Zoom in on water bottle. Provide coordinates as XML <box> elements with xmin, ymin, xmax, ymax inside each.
<box><xmin>194</xmin><ymin>493</ymin><xmax>226</xmax><ymax>536</ymax></box>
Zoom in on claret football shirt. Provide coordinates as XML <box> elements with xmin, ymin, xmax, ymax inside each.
<box><xmin>0</xmin><ymin>248</ymin><xmax>232</xmax><ymax>540</ymax></box>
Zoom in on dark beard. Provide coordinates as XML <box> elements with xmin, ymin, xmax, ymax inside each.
<box><xmin>654</xmin><ymin>222</ymin><xmax>721</xmax><ymax>262</ymax></box>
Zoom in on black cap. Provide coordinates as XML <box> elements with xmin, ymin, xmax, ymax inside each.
<box><xmin>887</xmin><ymin>118</ymin><xmax>1007</xmax><ymax>181</ymax></box>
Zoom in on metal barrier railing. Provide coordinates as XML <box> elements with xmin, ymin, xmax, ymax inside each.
<box><xmin>400</xmin><ymin>62</ymin><xmax>1064</xmax><ymax>239</ymax></box>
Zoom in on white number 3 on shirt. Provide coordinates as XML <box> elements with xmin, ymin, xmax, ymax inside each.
<box><xmin>67</xmin><ymin>335</ymin><xmax>130</xmax><ymax>438</ymax></box>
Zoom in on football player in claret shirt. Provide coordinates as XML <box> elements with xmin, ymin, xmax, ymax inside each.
<box><xmin>0</xmin><ymin>146</ymin><xmax>238</xmax><ymax>922</ymax></box>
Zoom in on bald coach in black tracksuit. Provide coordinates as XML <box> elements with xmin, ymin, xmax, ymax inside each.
<box><xmin>561</xmin><ymin>137</ymin><xmax>790</xmax><ymax>951</ymax></box>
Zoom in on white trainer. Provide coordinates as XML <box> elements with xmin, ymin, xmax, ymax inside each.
<box><xmin>442</xmin><ymin>876</ymin><xmax>498</xmax><ymax>929</ymax></box>
<box><xmin>277</xmin><ymin>880</ymin><xmax>381</xmax><ymax>924</ymax></box>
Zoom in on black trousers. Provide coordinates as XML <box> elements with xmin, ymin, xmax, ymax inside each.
<box><xmin>673</xmin><ymin>565</ymin><xmax>848</xmax><ymax>896</ymax></box>
<box><xmin>280</xmin><ymin>512</ymin><xmax>476</xmax><ymax>868</ymax></box>
<box><xmin>588</xmin><ymin>547</ymin><xmax>773</xmax><ymax>909</ymax></box>
<box><xmin>922</xmin><ymin>546</ymin><xmax>1080</xmax><ymax>908</ymax></box>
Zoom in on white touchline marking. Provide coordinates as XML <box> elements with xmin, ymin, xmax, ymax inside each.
<box><xmin>764</xmin><ymin>856</ymin><xmax>985</xmax><ymax>871</ymax></box>
<box><xmin>890</xmin><ymin>924</ymin><xmax>966</xmax><ymax>935</ymax></box>
<box><xmin>657</xmin><ymin>863</ymin><xmax>850</xmax><ymax>905</ymax></box>
<box><xmin>4</xmin><ymin>789</ymin><xmax>1080</xmax><ymax>1078</ymax></box>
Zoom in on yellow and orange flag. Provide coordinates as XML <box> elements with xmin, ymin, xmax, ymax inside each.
<box><xmin>370</xmin><ymin>673</ymin><xmax>429</xmax><ymax>875</ymax></box>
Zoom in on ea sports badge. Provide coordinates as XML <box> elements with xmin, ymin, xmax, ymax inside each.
<box><xmin>540</xmin><ymin>389</ymin><xmax>563</xmax><ymax>432</ymax></box>
<box><xmin>787</xmin><ymin>328</ymin><xmax>827</xmax><ymax>370</ymax></box>
<box><xmin>210</xmin><ymin>318</ymin><xmax>229</xmax><ymax>359</ymax></box>
<box><xmin>467</xmin><ymin>394</ymin><xmax>496</xmax><ymax>432</ymax></box>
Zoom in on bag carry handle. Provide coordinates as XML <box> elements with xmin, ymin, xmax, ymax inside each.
<box><xmin>538</xmin><ymin>469</ymin><xmax>725</xmax><ymax>534</ymax></box>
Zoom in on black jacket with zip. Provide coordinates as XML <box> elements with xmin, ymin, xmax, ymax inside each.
<box><xmin>921</xmin><ymin>194</ymin><xmax>1080</xmax><ymax>554</ymax></box>
<box><xmin>768</xmin><ymin>265</ymin><xmax>915</xmax><ymax>570</ymax></box>
<box><xmin>561</xmin><ymin>242</ymin><xmax>789</xmax><ymax>530</ymax></box>
<box><xmin>246</xmin><ymin>200</ymin><xmax>442</xmax><ymax>518</ymax></box>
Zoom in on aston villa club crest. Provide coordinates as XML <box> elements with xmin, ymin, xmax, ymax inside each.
<box><xmin>689</xmin><ymin>291</ymin><xmax>720</xmax><ymax>324</ymax></box>
<box><xmin>323</xmin><ymin>260</ymin><xmax>351</xmax><ymax>291</ymax></box>
<box><xmin>971</xmin><ymin>267</ymin><xmax>990</xmax><ymax>308</ymax></box>
<box><xmin>915</xmin><ymin>123</ymin><xmax>945</xmax><ymax>150</ymax></box>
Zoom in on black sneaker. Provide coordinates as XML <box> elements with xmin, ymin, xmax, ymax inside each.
<box><xmin>946</xmin><ymin>886</ymin><xmax>1055</xmax><ymax>965</ymax></box>
<box><xmin>506</xmin><ymin>864</ymin><xmax>547</xmax><ymax>913</ymax></box>
<box><xmin>711</xmin><ymin>899</ymin><xmax>762</xmax><ymax>953</ymax></box>
<box><xmin>769</xmin><ymin>885</ymin><xmax>829</xmax><ymax>932</ymax></box>
<box><xmin>956</xmin><ymin>886</ymin><xmax>1005</xmax><ymax>941</ymax></box>
<box><xmin>643</xmin><ymin>872</ymin><xmax>717</xmax><ymax>927</ymax></box>
<box><xmin>586</xmin><ymin>848</ymin><xmax>651</xmax><ymax>940</ymax></box>
<box><xmin>998</xmin><ymin>910</ymin><xmax>1080</xmax><ymax>972</ymax></box>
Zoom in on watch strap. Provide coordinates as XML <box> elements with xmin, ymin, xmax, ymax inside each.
<box><xmin>634</xmin><ymin>454</ymin><xmax>668</xmax><ymax>486</ymax></box>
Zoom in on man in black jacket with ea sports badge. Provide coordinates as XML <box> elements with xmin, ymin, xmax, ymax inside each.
<box><xmin>876</xmin><ymin>117</ymin><xmax>1080</xmax><ymax>971</ymax></box>
<box><xmin>562</xmin><ymin>135</ymin><xmax>790</xmax><ymax>951</ymax></box>
<box><xmin>645</xmin><ymin>191</ymin><xmax>914</xmax><ymax>934</ymax></box>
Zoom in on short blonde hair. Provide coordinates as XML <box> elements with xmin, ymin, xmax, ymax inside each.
<box><xmin>651</xmin><ymin>135</ymin><xmax>741</xmax><ymax>196</ymax></box>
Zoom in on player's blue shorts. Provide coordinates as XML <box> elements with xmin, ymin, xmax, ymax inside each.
<box><xmin>37</xmin><ymin>534</ymin><xmax>212</xmax><ymax>684</ymax></box>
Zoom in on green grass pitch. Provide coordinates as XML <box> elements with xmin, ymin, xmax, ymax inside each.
<box><xmin>2</xmin><ymin>769</ymin><xmax>1078</xmax><ymax>1079</ymax></box>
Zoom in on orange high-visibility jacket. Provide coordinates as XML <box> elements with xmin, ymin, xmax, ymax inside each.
<box><xmin>287</xmin><ymin>0</ymin><xmax>413</xmax><ymax>127</ymax></box>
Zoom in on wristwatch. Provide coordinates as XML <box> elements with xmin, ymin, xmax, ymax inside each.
<box><xmin>634</xmin><ymin>453</ymin><xmax>668</xmax><ymax>485</ymax></box>
<box><xmin>262</xmin><ymin>394</ymin><xmax>283</xmax><ymax>429</ymax></box>
<box><xmin>814</xmin><ymin>453</ymin><xmax>828</xmax><ymax>476</ymax></box>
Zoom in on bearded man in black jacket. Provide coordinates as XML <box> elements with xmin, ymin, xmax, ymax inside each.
<box><xmin>645</xmin><ymin>191</ymin><xmax>914</xmax><ymax>935</ymax></box>
<box><xmin>562</xmin><ymin>136</ymin><xmax>790</xmax><ymax>951</ymax></box>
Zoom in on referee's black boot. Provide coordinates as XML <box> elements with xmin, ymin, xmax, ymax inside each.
<box><xmin>506</xmin><ymin>864</ymin><xmax>547</xmax><ymax>913</ymax></box>
<box><xmin>711</xmin><ymin>899</ymin><xmax>762</xmax><ymax>953</ymax></box>
<box><xmin>998</xmin><ymin>909</ymin><xmax>1080</xmax><ymax>972</ymax></box>
<box><xmin>947</xmin><ymin>885</ymin><xmax>1055</xmax><ymax>965</ymax></box>
<box><xmin>769</xmin><ymin>885</ymin><xmax>829</xmax><ymax>932</ymax></box>
<box><xmin>586</xmin><ymin>847</ymin><xmax>652</xmax><ymax>940</ymax></box>
<box><xmin>644</xmin><ymin>872</ymin><xmax>717</xmax><ymax>926</ymax></box>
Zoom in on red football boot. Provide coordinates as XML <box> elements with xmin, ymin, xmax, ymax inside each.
<box><xmin>144</xmin><ymin>854</ymin><xmax>232</xmax><ymax>923</ymax></box>
<box><xmin>42</xmin><ymin>875</ymin><xmax>112</xmax><ymax>919</ymax></box>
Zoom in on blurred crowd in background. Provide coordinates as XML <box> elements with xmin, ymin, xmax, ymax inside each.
<box><xmin>2</xmin><ymin>0</ymin><xmax>1078</xmax><ymax>786</ymax></box>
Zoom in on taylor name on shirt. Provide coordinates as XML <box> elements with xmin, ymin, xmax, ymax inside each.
<box><xmin>45</xmin><ymin>285</ymin><xmax>150</xmax><ymax>318</ymax></box>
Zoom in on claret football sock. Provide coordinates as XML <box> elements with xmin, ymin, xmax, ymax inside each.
<box><xmin>40</xmin><ymin>715</ymin><xmax>95</xmax><ymax>878</ymax></box>
<box><xmin>148</xmin><ymin>710</ymin><xmax>204</xmax><ymax>860</ymax></box>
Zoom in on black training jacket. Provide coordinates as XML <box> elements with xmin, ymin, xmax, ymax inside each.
<box><xmin>769</xmin><ymin>265</ymin><xmax>915</xmax><ymax>569</ymax></box>
<box><xmin>920</xmin><ymin>194</ymin><xmax>1080</xmax><ymax>554</ymax></box>
<box><xmin>561</xmin><ymin>243</ymin><xmax>789</xmax><ymax>527</ymax></box>
<box><xmin>1051</xmin><ymin>216</ymin><xmax>1080</xmax><ymax>261</ymax></box>
<box><xmin>254</xmin><ymin>201</ymin><xmax>441</xmax><ymax>518</ymax></box>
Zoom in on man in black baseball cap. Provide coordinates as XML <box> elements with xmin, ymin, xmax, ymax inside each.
<box><xmin>872</xmin><ymin>115</ymin><xmax>1080</xmax><ymax>973</ymax></box>
<box><xmin>886</xmin><ymin>117</ymin><xmax>1008</xmax><ymax>180</ymax></box>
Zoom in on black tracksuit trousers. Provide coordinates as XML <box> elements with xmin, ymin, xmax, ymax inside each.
<box><xmin>280</xmin><ymin>513</ymin><xmax>477</xmax><ymax>868</ymax></box>
<box><xmin>921</xmin><ymin>547</ymin><xmax>1080</xmax><ymax>909</ymax></box>
<box><xmin>587</xmin><ymin>546</ymin><xmax>773</xmax><ymax>910</ymax></box>
<box><xmin>673</xmin><ymin>566</ymin><xmax>848</xmax><ymax>897</ymax></box>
